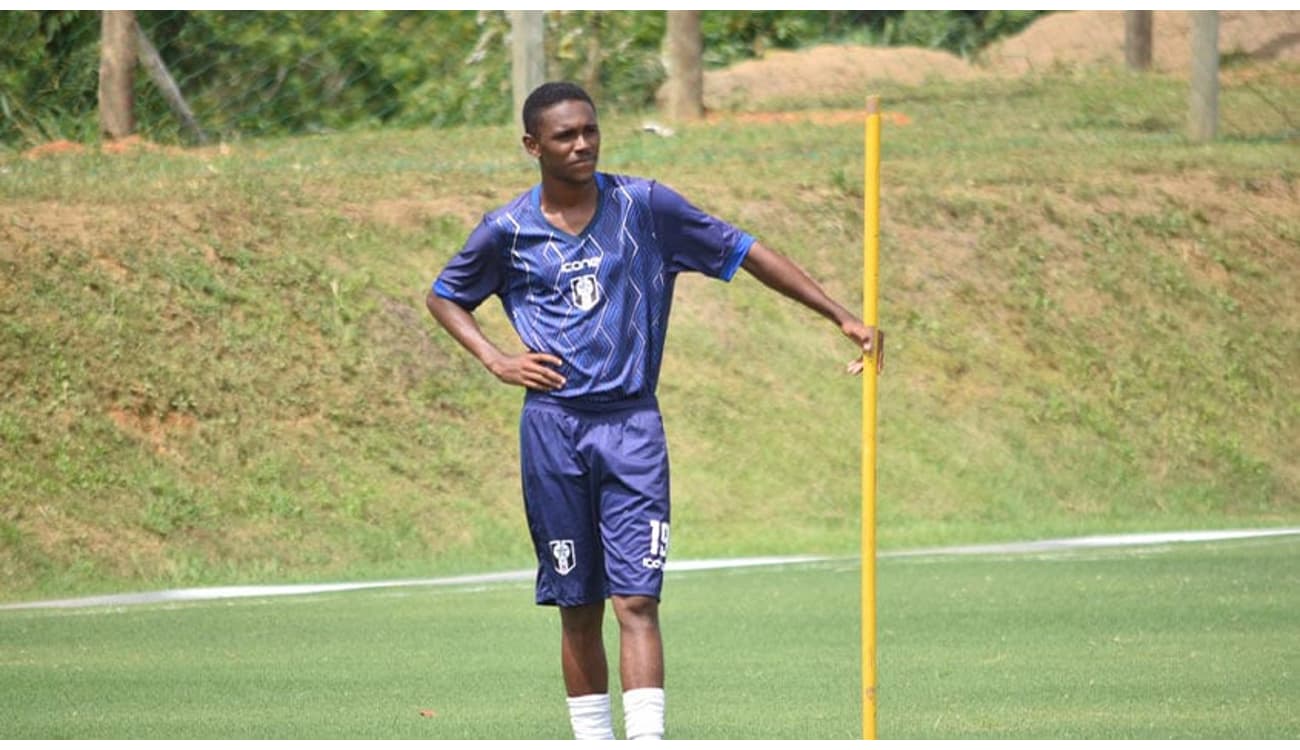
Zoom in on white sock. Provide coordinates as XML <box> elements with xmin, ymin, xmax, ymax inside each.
<box><xmin>623</xmin><ymin>687</ymin><xmax>665</xmax><ymax>740</ymax></box>
<box><xmin>566</xmin><ymin>693</ymin><xmax>615</xmax><ymax>740</ymax></box>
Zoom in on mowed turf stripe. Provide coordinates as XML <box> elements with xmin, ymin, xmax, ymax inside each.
<box><xmin>4</xmin><ymin>528</ymin><xmax>1297</xmax><ymax>611</ymax></box>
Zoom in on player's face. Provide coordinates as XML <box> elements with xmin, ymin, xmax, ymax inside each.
<box><xmin>525</xmin><ymin>100</ymin><xmax>600</xmax><ymax>186</ymax></box>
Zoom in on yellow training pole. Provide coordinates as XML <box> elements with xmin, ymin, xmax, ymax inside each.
<box><xmin>861</xmin><ymin>95</ymin><xmax>882</xmax><ymax>741</ymax></box>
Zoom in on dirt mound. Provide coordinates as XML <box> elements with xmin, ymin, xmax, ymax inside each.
<box><xmin>21</xmin><ymin>139</ymin><xmax>87</xmax><ymax>159</ymax></box>
<box><xmin>982</xmin><ymin>10</ymin><xmax>1300</xmax><ymax>75</ymax></box>
<box><xmin>706</xmin><ymin>109</ymin><xmax>913</xmax><ymax>127</ymax></box>
<box><xmin>696</xmin><ymin>11</ymin><xmax>1300</xmax><ymax>112</ymax></box>
<box><xmin>699</xmin><ymin>44</ymin><xmax>986</xmax><ymax>112</ymax></box>
<box><xmin>20</xmin><ymin>134</ymin><xmax>232</xmax><ymax>160</ymax></box>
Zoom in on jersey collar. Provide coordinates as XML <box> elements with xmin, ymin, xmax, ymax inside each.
<box><xmin>531</xmin><ymin>172</ymin><xmax>607</xmax><ymax>242</ymax></box>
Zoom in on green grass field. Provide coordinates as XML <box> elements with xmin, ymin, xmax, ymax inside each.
<box><xmin>3</xmin><ymin>533</ymin><xmax>1296</xmax><ymax>739</ymax></box>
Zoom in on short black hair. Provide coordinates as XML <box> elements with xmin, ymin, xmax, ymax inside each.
<box><xmin>522</xmin><ymin>81</ymin><xmax>596</xmax><ymax>135</ymax></box>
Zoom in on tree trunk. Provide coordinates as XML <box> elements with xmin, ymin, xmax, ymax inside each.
<box><xmin>99</xmin><ymin>10</ymin><xmax>137</xmax><ymax>140</ymax></box>
<box><xmin>1188</xmin><ymin>11</ymin><xmax>1219</xmax><ymax>143</ymax></box>
<box><xmin>663</xmin><ymin>11</ymin><xmax>703</xmax><ymax>121</ymax></box>
<box><xmin>1124</xmin><ymin>11</ymin><xmax>1152</xmax><ymax>71</ymax></box>
<box><xmin>509</xmin><ymin>10</ymin><xmax>546</xmax><ymax>129</ymax></box>
<box><xmin>582</xmin><ymin>12</ymin><xmax>603</xmax><ymax>103</ymax></box>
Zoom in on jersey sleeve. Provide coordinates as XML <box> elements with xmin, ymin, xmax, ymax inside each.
<box><xmin>649</xmin><ymin>181</ymin><xmax>755</xmax><ymax>281</ymax></box>
<box><xmin>432</xmin><ymin>216</ymin><xmax>504</xmax><ymax>311</ymax></box>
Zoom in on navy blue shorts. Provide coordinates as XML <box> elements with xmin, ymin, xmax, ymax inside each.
<box><xmin>519</xmin><ymin>395</ymin><xmax>670</xmax><ymax>607</ymax></box>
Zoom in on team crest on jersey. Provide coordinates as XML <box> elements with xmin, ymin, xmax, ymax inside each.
<box><xmin>570</xmin><ymin>274</ymin><xmax>600</xmax><ymax>311</ymax></box>
<box><xmin>549</xmin><ymin>539</ymin><xmax>576</xmax><ymax>576</ymax></box>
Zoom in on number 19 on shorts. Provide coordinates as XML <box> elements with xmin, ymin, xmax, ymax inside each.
<box><xmin>644</xmin><ymin>519</ymin><xmax>670</xmax><ymax>570</ymax></box>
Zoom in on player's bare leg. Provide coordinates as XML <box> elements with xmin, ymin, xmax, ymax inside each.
<box><xmin>611</xmin><ymin>595</ymin><xmax>663</xmax><ymax>688</ymax></box>
<box><xmin>560</xmin><ymin>602</ymin><xmax>614</xmax><ymax>739</ymax></box>
<box><xmin>560</xmin><ymin>602</ymin><xmax>608</xmax><ymax>695</ymax></box>
<box><xmin>613</xmin><ymin>595</ymin><xmax>665</xmax><ymax>739</ymax></box>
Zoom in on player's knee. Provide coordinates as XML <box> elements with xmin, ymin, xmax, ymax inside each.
<box><xmin>560</xmin><ymin>602</ymin><xmax>605</xmax><ymax>637</ymax></box>
<box><xmin>612</xmin><ymin>595</ymin><xmax>659</xmax><ymax>631</ymax></box>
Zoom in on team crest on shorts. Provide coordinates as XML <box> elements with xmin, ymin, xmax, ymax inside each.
<box><xmin>549</xmin><ymin>539</ymin><xmax>576</xmax><ymax>576</ymax></box>
<box><xmin>570</xmin><ymin>274</ymin><xmax>600</xmax><ymax>311</ymax></box>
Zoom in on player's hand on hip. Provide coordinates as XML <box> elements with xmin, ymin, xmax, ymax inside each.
<box><xmin>842</xmin><ymin>320</ymin><xmax>885</xmax><ymax>376</ymax></box>
<box><xmin>489</xmin><ymin>351</ymin><xmax>567</xmax><ymax>390</ymax></box>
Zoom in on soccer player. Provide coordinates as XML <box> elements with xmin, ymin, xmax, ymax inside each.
<box><xmin>426</xmin><ymin>81</ymin><xmax>883</xmax><ymax>740</ymax></box>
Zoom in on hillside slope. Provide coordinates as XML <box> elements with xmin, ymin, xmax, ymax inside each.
<box><xmin>1</xmin><ymin>69</ymin><xmax>1297</xmax><ymax>600</ymax></box>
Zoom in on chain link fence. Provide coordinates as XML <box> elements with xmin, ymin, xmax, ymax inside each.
<box><xmin>3</xmin><ymin>10</ymin><xmax>1296</xmax><ymax>151</ymax></box>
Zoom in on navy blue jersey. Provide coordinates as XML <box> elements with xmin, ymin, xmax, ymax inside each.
<box><xmin>434</xmin><ymin>173</ymin><xmax>754</xmax><ymax>405</ymax></box>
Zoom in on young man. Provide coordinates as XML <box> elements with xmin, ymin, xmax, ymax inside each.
<box><xmin>426</xmin><ymin>82</ymin><xmax>882</xmax><ymax>740</ymax></box>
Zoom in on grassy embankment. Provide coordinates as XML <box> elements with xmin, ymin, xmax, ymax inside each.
<box><xmin>1</xmin><ymin>65</ymin><xmax>1296</xmax><ymax>601</ymax></box>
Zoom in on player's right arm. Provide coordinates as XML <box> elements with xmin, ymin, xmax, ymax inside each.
<box><xmin>429</xmin><ymin>215</ymin><xmax>566</xmax><ymax>391</ymax></box>
<box><xmin>425</xmin><ymin>292</ymin><xmax>566</xmax><ymax>391</ymax></box>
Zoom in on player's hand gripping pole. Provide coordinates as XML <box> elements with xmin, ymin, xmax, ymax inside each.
<box><xmin>861</xmin><ymin>95</ymin><xmax>882</xmax><ymax>741</ymax></box>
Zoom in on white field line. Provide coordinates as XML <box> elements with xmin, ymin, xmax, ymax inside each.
<box><xmin>878</xmin><ymin>526</ymin><xmax>1300</xmax><ymax>558</ymax></box>
<box><xmin>3</xmin><ymin>527</ymin><xmax>1298</xmax><ymax>612</ymax></box>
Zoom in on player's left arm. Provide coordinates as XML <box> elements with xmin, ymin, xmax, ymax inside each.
<box><xmin>740</xmin><ymin>241</ymin><xmax>884</xmax><ymax>374</ymax></box>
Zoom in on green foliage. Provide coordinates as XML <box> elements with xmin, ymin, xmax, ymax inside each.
<box><xmin>872</xmin><ymin>10</ymin><xmax>1045</xmax><ymax>57</ymax></box>
<box><xmin>700</xmin><ymin>11</ymin><xmax>846</xmax><ymax>65</ymax></box>
<box><xmin>134</xmin><ymin>10</ymin><xmax>512</xmax><ymax>140</ymax></box>
<box><xmin>0</xmin><ymin>10</ymin><xmax>1050</xmax><ymax>149</ymax></box>
<box><xmin>544</xmin><ymin>11</ymin><xmax>666</xmax><ymax>115</ymax></box>
<box><xmin>0</xmin><ymin>10</ymin><xmax>102</xmax><ymax>144</ymax></box>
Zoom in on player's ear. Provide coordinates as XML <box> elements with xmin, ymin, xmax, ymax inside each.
<box><xmin>522</xmin><ymin>133</ymin><xmax>541</xmax><ymax>159</ymax></box>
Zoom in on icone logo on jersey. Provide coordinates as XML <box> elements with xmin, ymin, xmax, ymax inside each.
<box><xmin>570</xmin><ymin>274</ymin><xmax>600</xmax><ymax>311</ymax></box>
<box><xmin>560</xmin><ymin>256</ymin><xmax>601</xmax><ymax>273</ymax></box>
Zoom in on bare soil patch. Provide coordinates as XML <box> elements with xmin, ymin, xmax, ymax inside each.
<box><xmin>20</xmin><ymin>134</ymin><xmax>233</xmax><ymax>161</ymax></box>
<box><xmin>108</xmin><ymin>407</ymin><xmax>199</xmax><ymax>458</ymax></box>
<box><xmin>700</xmin><ymin>45</ymin><xmax>987</xmax><ymax>112</ymax></box>
<box><xmin>981</xmin><ymin>10</ymin><xmax>1300</xmax><ymax>76</ymax></box>
<box><xmin>337</xmin><ymin>196</ymin><xmax>483</xmax><ymax>231</ymax></box>
<box><xmin>698</xmin><ymin>11</ymin><xmax>1300</xmax><ymax>112</ymax></box>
